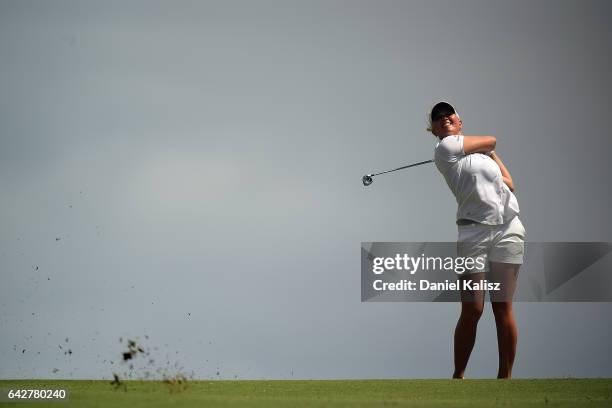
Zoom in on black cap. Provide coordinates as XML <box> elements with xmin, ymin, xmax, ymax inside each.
<box><xmin>430</xmin><ymin>101</ymin><xmax>456</xmax><ymax>122</ymax></box>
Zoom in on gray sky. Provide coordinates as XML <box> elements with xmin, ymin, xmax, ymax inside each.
<box><xmin>1</xmin><ymin>0</ymin><xmax>611</xmax><ymax>379</ymax></box>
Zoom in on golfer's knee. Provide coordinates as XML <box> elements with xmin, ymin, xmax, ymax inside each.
<box><xmin>461</xmin><ymin>303</ymin><xmax>483</xmax><ymax>322</ymax></box>
<box><xmin>491</xmin><ymin>302</ymin><xmax>512</xmax><ymax>319</ymax></box>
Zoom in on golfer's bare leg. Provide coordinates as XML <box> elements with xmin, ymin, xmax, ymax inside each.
<box><xmin>453</xmin><ymin>272</ymin><xmax>486</xmax><ymax>379</ymax></box>
<box><xmin>489</xmin><ymin>262</ymin><xmax>520</xmax><ymax>379</ymax></box>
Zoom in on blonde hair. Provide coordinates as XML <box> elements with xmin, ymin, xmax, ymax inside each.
<box><xmin>425</xmin><ymin>112</ymin><xmax>433</xmax><ymax>133</ymax></box>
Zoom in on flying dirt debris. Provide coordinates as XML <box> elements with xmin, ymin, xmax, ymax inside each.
<box><xmin>110</xmin><ymin>373</ymin><xmax>126</xmax><ymax>391</ymax></box>
<box><xmin>110</xmin><ymin>336</ymin><xmax>193</xmax><ymax>392</ymax></box>
<box><xmin>122</xmin><ymin>339</ymin><xmax>145</xmax><ymax>361</ymax></box>
<box><xmin>163</xmin><ymin>373</ymin><xmax>189</xmax><ymax>393</ymax></box>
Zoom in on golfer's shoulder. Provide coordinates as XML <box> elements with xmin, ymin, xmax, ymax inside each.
<box><xmin>435</xmin><ymin>135</ymin><xmax>464</xmax><ymax>160</ymax></box>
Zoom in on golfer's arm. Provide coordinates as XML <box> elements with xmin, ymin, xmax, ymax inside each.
<box><xmin>462</xmin><ymin>135</ymin><xmax>496</xmax><ymax>154</ymax></box>
<box><xmin>489</xmin><ymin>151</ymin><xmax>514</xmax><ymax>192</ymax></box>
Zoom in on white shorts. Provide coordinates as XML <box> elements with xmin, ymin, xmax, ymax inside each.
<box><xmin>457</xmin><ymin>216</ymin><xmax>526</xmax><ymax>274</ymax></box>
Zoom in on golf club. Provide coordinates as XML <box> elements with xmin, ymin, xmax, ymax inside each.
<box><xmin>362</xmin><ymin>159</ymin><xmax>433</xmax><ymax>186</ymax></box>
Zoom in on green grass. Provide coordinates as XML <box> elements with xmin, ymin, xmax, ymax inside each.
<box><xmin>1</xmin><ymin>379</ymin><xmax>611</xmax><ymax>407</ymax></box>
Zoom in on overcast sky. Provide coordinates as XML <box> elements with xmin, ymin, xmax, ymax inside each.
<box><xmin>1</xmin><ymin>0</ymin><xmax>611</xmax><ymax>379</ymax></box>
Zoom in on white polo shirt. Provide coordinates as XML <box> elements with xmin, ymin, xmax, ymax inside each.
<box><xmin>434</xmin><ymin>135</ymin><xmax>519</xmax><ymax>225</ymax></box>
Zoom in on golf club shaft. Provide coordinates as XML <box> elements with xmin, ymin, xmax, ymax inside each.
<box><xmin>371</xmin><ymin>159</ymin><xmax>433</xmax><ymax>177</ymax></box>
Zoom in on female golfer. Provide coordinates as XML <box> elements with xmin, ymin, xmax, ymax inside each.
<box><xmin>429</xmin><ymin>101</ymin><xmax>525</xmax><ymax>379</ymax></box>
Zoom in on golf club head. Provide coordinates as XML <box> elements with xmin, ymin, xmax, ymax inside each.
<box><xmin>362</xmin><ymin>174</ymin><xmax>373</xmax><ymax>186</ymax></box>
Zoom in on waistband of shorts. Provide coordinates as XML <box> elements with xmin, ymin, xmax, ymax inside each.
<box><xmin>457</xmin><ymin>216</ymin><xmax>520</xmax><ymax>227</ymax></box>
